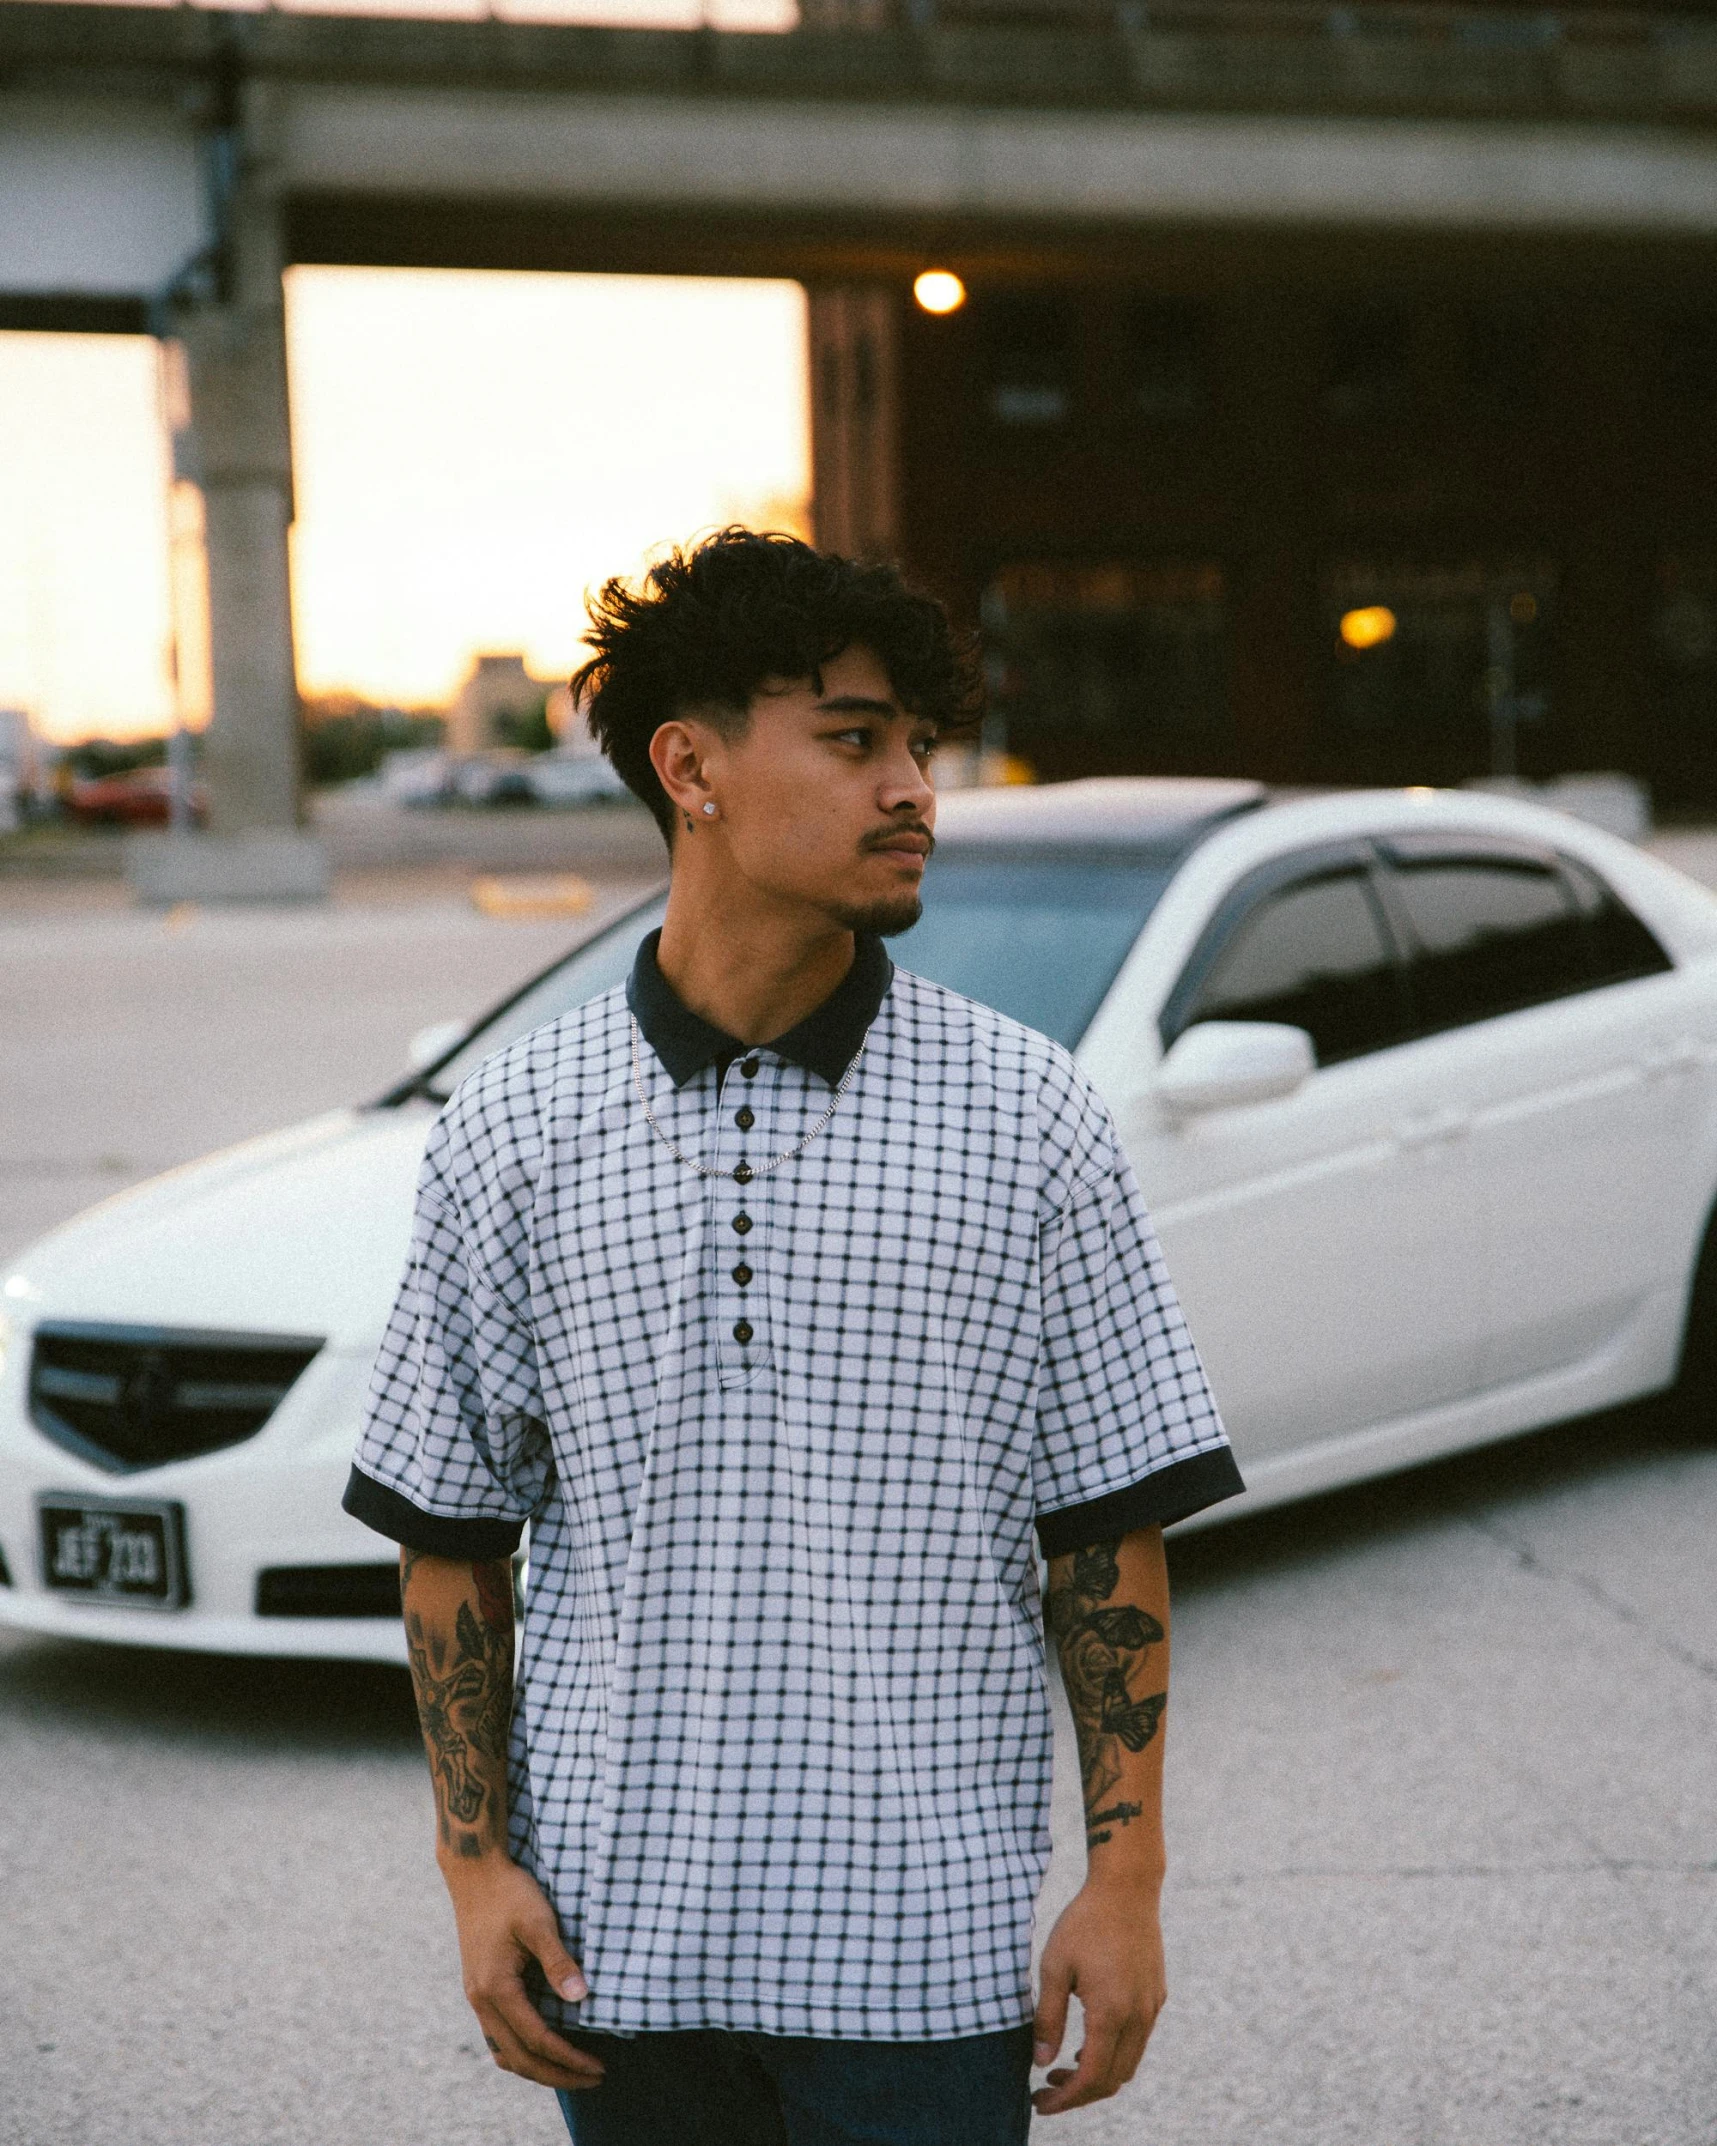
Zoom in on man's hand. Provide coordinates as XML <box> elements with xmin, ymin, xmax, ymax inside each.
<box><xmin>399</xmin><ymin>1552</ymin><xmax>599</xmax><ymax>2090</ymax></box>
<box><xmin>1038</xmin><ymin>1528</ymin><xmax>1173</xmax><ymax>2115</ymax></box>
<box><xmin>1031</xmin><ymin>1876</ymin><xmax>1166</xmax><ymax>2115</ymax></box>
<box><xmin>444</xmin><ymin>1853</ymin><xmax>606</xmax><ymax>2092</ymax></box>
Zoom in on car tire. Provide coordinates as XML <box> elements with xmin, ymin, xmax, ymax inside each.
<box><xmin>1670</xmin><ymin>1201</ymin><xmax>1717</xmax><ymax>1440</ymax></box>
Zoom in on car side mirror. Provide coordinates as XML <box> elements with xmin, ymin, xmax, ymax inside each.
<box><xmin>406</xmin><ymin>1018</ymin><xmax>468</xmax><ymax>1072</ymax></box>
<box><xmin>1154</xmin><ymin>1021</ymin><xmax>1316</xmax><ymax>1118</ymax></box>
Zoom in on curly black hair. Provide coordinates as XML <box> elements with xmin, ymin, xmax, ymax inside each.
<box><xmin>572</xmin><ymin>528</ymin><xmax>982</xmax><ymax>843</ymax></box>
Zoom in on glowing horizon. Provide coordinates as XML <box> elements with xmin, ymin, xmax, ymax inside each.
<box><xmin>0</xmin><ymin>269</ymin><xmax>811</xmax><ymax>746</ymax></box>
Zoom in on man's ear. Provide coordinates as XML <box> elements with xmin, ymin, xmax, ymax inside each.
<box><xmin>649</xmin><ymin>718</ymin><xmax>714</xmax><ymax>824</ymax></box>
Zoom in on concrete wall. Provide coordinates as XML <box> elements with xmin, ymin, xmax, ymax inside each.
<box><xmin>0</xmin><ymin>95</ymin><xmax>202</xmax><ymax>301</ymax></box>
<box><xmin>274</xmin><ymin>88</ymin><xmax>1717</xmax><ymax>238</ymax></box>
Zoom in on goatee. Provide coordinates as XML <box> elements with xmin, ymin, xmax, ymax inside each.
<box><xmin>829</xmin><ymin>893</ymin><xmax>924</xmax><ymax>938</ymax></box>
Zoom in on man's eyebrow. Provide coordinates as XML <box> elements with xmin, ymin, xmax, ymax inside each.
<box><xmin>813</xmin><ymin>695</ymin><xmax>905</xmax><ymax>717</ymax></box>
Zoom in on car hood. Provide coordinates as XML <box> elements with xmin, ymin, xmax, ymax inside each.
<box><xmin>3</xmin><ymin>1105</ymin><xmax>434</xmax><ymax>1351</ymax></box>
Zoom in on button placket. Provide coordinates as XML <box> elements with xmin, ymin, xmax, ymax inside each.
<box><xmin>712</xmin><ymin>1055</ymin><xmax>783</xmax><ymax>1385</ymax></box>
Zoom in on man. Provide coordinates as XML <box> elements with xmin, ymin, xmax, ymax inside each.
<box><xmin>345</xmin><ymin>529</ymin><xmax>1243</xmax><ymax>2145</ymax></box>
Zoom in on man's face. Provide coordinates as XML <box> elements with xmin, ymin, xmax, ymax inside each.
<box><xmin>683</xmin><ymin>644</ymin><xmax>938</xmax><ymax>937</ymax></box>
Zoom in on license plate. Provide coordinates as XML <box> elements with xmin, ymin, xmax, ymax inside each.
<box><xmin>38</xmin><ymin>1495</ymin><xmax>189</xmax><ymax>1609</ymax></box>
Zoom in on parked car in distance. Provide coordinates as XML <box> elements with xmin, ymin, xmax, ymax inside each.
<box><xmin>386</xmin><ymin>747</ymin><xmax>632</xmax><ymax>810</ymax></box>
<box><xmin>522</xmin><ymin>750</ymin><xmax>631</xmax><ymax>807</ymax></box>
<box><xmin>448</xmin><ymin>749</ymin><xmax>537</xmax><ymax>807</ymax></box>
<box><xmin>5</xmin><ymin>777</ymin><xmax>1716</xmax><ymax>1661</ymax></box>
<box><xmin>375</xmin><ymin>747</ymin><xmax>453</xmax><ymax>807</ymax></box>
<box><xmin>66</xmin><ymin>765</ymin><xmax>206</xmax><ymax>828</ymax></box>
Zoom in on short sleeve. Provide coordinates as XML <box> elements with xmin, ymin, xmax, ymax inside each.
<box><xmin>1033</xmin><ymin>1127</ymin><xmax>1243</xmax><ymax>1558</ymax></box>
<box><xmin>343</xmin><ymin>1156</ymin><xmax>552</xmax><ymax>1559</ymax></box>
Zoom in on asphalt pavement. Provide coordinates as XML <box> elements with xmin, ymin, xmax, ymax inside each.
<box><xmin>1</xmin><ymin>814</ymin><xmax>1713</xmax><ymax>2146</ymax></box>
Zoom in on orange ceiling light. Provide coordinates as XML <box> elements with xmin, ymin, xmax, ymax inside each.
<box><xmin>1339</xmin><ymin>604</ymin><xmax>1398</xmax><ymax>651</ymax></box>
<box><xmin>913</xmin><ymin>270</ymin><xmax>967</xmax><ymax>316</ymax></box>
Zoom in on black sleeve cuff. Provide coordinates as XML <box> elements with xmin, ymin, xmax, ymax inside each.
<box><xmin>342</xmin><ymin>1464</ymin><xmax>525</xmax><ymax>1560</ymax></box>
<box><xmin>1035</xmin><ymin>1444</ymin><xmax>1246</xmax><ymax>1558</ymax></box>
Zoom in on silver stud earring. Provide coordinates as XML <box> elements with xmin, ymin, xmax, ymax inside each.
<box><xmin>702</xmin><ymin>802</ymin><xmax>717</xmax><ymax>817</ymax></box>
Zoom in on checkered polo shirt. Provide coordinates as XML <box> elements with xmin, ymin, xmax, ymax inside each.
<box><xmin>346</xmin><ymin>932</ymin><xmax>1241</xmax><ymax>2042</ymax></box>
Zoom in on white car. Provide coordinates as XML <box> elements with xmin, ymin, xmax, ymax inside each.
<box><xmin>5</xmin><ymin>778</ymin><xmax>1715</xmax><ymax>1662</ymax></box>
<box><xmin>522</xmin><ymin>750</ymin><xmax>632</xmax><ymax>807</ymax></box>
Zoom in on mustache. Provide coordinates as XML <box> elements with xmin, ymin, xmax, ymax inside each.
<box><xmin>860</xmin><ymin>822</ymin><xmax>937</xmax><ymax>856</ymax></box>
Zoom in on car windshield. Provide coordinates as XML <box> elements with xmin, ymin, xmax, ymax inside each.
<box><xmin>414</xmin><ymin>849</ymin><xmax>1178</xmax><ymax>1100</ymax></box>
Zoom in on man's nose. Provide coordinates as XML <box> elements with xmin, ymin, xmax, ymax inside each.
<box><xmin>878</xmin><ymin>740</ymin><xmax>935</xmax><ymax>817</ymax></box>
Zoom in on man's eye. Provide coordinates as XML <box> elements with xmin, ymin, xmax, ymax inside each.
<box><xmin>914</xmin><ymin>736</ymin><xmax>940</xmax><ymax>760</ymax></box>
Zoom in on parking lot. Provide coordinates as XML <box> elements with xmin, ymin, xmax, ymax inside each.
<box><xmin>2</xmin><ymin>817</ymin><xmax>1714</xmax><ymax>2146</ymax></box>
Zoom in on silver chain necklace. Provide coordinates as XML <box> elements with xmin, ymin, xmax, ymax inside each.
<box><xmin>630</xmin><ymin>1018</ymin><xmax>866</xmax><ymax>1184</ymax></box>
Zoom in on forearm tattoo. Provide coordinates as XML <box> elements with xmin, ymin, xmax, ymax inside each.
<box><xmin>402</xmin><ymin>1550</ymin><xmax>515</xmax><ymax>1859</ymax></box>
<box><xmin>1045</xmin><ymin>1539</ymin><xmax>1166</xmax><ymax>1851</ymax></box>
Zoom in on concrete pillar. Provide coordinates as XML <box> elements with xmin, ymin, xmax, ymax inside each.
<box><xmin>809</xmin><ymin>287</ymin><xmax>901</xmax><ymax>563</ymax></box>
<box><xmin>129</xmin><ymin>86</ymin><xmax>326</xmax><ymax>903</ymax></box>
<box><xmin>181</xmin><ymin>305</ymin><xmax>299</xmax><ymax>836</ymax></box>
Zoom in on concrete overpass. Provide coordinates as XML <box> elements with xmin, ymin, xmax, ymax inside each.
<box><xmin>6</xmin><ymin>0</ymin><xmax>1717</xmax><ymax>887</ymax></box>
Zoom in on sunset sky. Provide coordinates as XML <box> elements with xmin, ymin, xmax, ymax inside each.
<box><xmin>0</xmin><ymin>267</ymin><xmax>810</xmax><ymax>745</ymax></box>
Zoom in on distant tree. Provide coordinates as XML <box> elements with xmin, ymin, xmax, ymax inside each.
<box><xmin>300</xmin><ymin>701</ymin><xmax>445</xmax><ymax>787</ymax></box>
<box><xmin>65</xmin><ymin>737</ymin><xmax>170</xmax><ymax>779</ymax></box>
<box><xmin>492</xmin><ymin>696</ymin><xmax>554</xmax><ymax>754</ymax></box>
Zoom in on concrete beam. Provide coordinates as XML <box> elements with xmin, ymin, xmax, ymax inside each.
<box><xmin>5</xmin><ymin>2</ymin><xmax>1717</xmax><ymax>132</ymax></box>
<box><xmin>8</xmin><ymin>77</ymin><xmax>1717</xmax><ymax>273</ymax></box>
<box><xmin>277</xmin><ymin>85</ymin><xmax>1717</xmax><ymax>240</ymax></box>
<box><xmin>0</xmin><ymin>93</ymin><xmax>202</xmax><ymax>298</ymax></box>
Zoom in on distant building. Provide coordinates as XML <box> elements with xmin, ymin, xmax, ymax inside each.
<box><xmin>803</xmin><ymin>0</ymin><xmax>1717</xmax><ymax>810</ymax></box>
<box><xmin>0</xmin><ymin>709</ymin><xmax>42</xmax><ymax>832</ymax></box>
<box><xmin>545</xmin><ymin>681</ymin><xmax>604</xmax><ymax>760</ymax></box>
<box><xmin>445</xmin><ymin>654</ymin><xmax>551</xmax><ymax>756</ymax></box>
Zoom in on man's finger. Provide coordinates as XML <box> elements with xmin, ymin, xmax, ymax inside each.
<box><xmin>1110</xmin><ymin>2018</ymin><xmax>1151</xmax><ymax>2093</ymax></box>
<box><xmin>1098</xmin><ymin>2008</ymin><xmax>1150</xmax><ymax>2094</ymax></box>
<box><xmin>1032</xmin><ymin>2009</ymin><xmax>1126</xmax><ymax>2114</ymax></box>
<box><xmin>475</xmin><ymin>2004</ymin><xmax>601</xmax><ymax>2092</ymax></box>
<box><xmin>474</xmin><ymin>2001</ymin><xmax>604</xmax><ymax>2091</ymax></box>
<box><xmin>517</xmin><ymin>1898</ymin><xmax>589</xmax><ymax>2004</ymax></box>
<box><xmin>480</xmin><ymin>1982</ymin><xmax>604</xmax><ymax>2087</ymax></box>
<box><xmin>1031</xmin><ymin>1953</ymin><xmax>1072</xmax><ymax>2070</ymax></box>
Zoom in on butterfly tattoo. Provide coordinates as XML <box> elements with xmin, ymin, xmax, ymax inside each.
<box><xmin>1044</xmin><ymin>1536</ymin><xmax>1167</xmax><ymax>1836</ymax></box>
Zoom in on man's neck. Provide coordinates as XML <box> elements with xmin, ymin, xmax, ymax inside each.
<box><xmin>656</xmin><ymin>886</ymin><xmax>857</xmax><ymax>1047</ymax></box>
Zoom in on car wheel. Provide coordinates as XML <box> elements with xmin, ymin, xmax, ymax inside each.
<box><xmin>1670</xmin><ymin>1201</ymin><xmax>1717</xmax><ymax>1440</ymax></box>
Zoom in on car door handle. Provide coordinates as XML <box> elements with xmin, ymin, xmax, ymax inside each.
<box><xmin>1395</xmin><ymin>1107</ymin><xmax>1471</xmax><ymax>1152</ymax></box>
<box><xmin>1639</xmin><ymin>1039</ymin><xmax>1702</xmax><ymax>1082</ymax></box>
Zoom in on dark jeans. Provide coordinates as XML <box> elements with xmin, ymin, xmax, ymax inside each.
<box><xmin>555</xmin><ymin>2023</ymin><xmax>1034</xmax><ymax>2146</ymax></box>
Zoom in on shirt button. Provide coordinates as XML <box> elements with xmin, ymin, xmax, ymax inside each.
<box><xmin>741</xmin><ymin>1057</ymin><xmax>761</xmax><ymax>1080</ymax></box>
<box><xmin>733</xmin><ymin>1320</ymin><xmax>754</xmax><ymax>1345</ymax></box>
<box><xmin>733</xmin><ymin>1264</ymin><xmax>752</xmax><ymax>1286</ymax></box>
<box><xmin>732</xmin><ymin>1213</ymin><xmax>753</xmax><ymax>1235</ymax></box>
<box><xmin>733</xmin><ymin>1162</ymin><xmax>754</xmax><ymax>1184</ymax></box>
<box><xmin>735</xmin><ymin>1107</ymin><xmax>755</xmax><ymax>1130</ymax></box>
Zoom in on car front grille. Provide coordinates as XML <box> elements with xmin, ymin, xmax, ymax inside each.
<box><xmin>28</xmin><ymin>1322</ymin><xmax>324</xmax><ymax>1474</ymax></box>
<box><xmin>255</xmin><ymin>1563</ymin><xmax>402</xmax><ymax>1619</ymax></box>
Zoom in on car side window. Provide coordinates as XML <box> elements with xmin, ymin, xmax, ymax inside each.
<box><xmin>1560</xmin><ymin>857</ymin><xmax>1673</xmax><ymax>988</ymax></box>
<box><xmin>1386</xmin><ymin>855</ymin><xmax>1596</xmax><ymax>1035</ymax></box>
<box><xmin>1176</xmin><ymin>868</ymin><xmax>1409</xmax><ymax>1066</ymax></box>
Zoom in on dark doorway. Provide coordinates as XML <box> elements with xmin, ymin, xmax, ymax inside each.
<box><xmin>980</xmin><ymin>560</ymin><xmax>1233</xmax><ymax>783</ymax></box>
<box><xmin>1316</xmin><ymin>558</ymin><xmax>1558</xmax><ymax>788</ymax></box>
<box><xmin>1650</xmin><ymin>558</ymin><xmax>1717</xmax><ymax>812</ymax></box>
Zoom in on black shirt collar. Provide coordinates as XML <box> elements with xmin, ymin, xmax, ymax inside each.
<box><xmin>627</xmin><ymin>929</ymin><xmax>893</xmax><ymax>1089</ymax></box>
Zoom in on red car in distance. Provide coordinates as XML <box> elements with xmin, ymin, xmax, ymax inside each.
<box><xmin>67</xmin><ymin>766</ymin><xmax>207</xmax><ymax>828</ymax></box>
